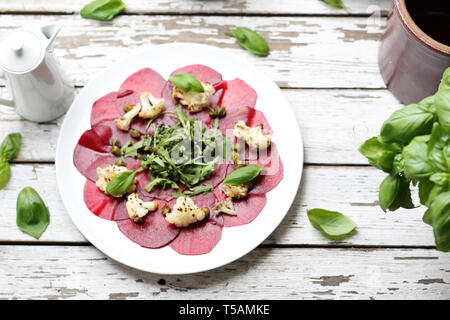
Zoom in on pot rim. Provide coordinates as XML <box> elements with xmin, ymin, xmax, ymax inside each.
<box><xmin>395</xmin><ymin>0</ymin><xmax>450</xmax><ymax>56</ymax></box>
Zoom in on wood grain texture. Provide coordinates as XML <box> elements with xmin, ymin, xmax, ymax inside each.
<box><xmin>0</xmin><ymin>14</ymin><xmax>387</xmax><ymax>88</ymax></box>
<box><xmin>0</xmin><ymin>163</ymin><xmax>436</xmax><ymax>246</ymax></box>
<box><xmin>0</xmin><ymin>0</ymin><xmax>391</xmax><ymax>15</ymax></box>
<box><xmin>0</xmin><ymin>245</ymin><xmax>448</xmax><ymax>299</ymax></box>
<box><xmin>0</xmin><ymin>88</ymin><xmax>402</xmax><ymax>164</ymax></box>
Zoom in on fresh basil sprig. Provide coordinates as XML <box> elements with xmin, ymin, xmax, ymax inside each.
<box><xmin>307</xmin><ymin>208</ymin><xmax>356</xmax><ymax>239</ymax></box>
<box><xmin>223</xmin><ymin>165</ymin><xmax>262</xmax><ymax>186</ymax></box>
<box><xmin>105</xmin><ymin>170</ymin><xmax>136</xmax><ymax>196</ymax></box>
<box><xmin>80</xmin><ymin>0</ymin><xmax>126</xmax><ymax>21</ymax></box>
<box><xmin>0</xmin><ymin>133</ymin><xmax>21</xmax><ymax>190</ymax></box>
<box><xmin>16</xmin><ymin>187</ymin><xmax>50</xmax><ymax>239</ymax></box>
<box><xmin>224</xmin><ymin>28</ymin><xmax>269</xmax><ymax>57</ymax></box>
<box><xmin>359</xmin><ymin>67</ymin><xmax>450</xmax><ymax>252</ymax></box>
<box><xmin>169</xmin><ymin>73</ymin><xmax>204</xmax><ymax>93</ymax></box>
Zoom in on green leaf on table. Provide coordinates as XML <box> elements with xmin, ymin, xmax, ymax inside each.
<box><xmin>0</xmin><ymin>160</ymin><xmax>10</xmax><ymax>190</ymax></box>
<box><xmin>105</xmin><ymin>170</ymin><xmax>136</xmax><ymax>195</ymax></box>
<box><xmin>80</xmin><ymin>0</ymin><xmax>126</xmax><ymax>21</ymax></box>
<box><xmin>16</xmin><ymin>187</ymin><xmax>50</xmax><ymax>239</ymax></box>
<box><xmin>423</xmin><ymin>191</ymin><xmax>450</xmax><ymax>252</ymax></box>
<box><xmin>224</xmin><ymin>165</ymin><xmax>262</xmax><ymax>186</ymax></box>
<box><xmin>320</xmin><ymin>0</ymin><xmax>347</xmax><ymax>9</ymax></box>
<box><xmin>306</xmin><ymin>208</ymin><xmax>356</xmax><ymax>239</ymax></box>
<box><xmin>225</xmin><ymin>27</ymin><xmax>270</xmax><ymax>57</ymax></box>
<box><xmin>0</xmin><ymin>132</ymin><xmax>21</xmax><ymax>161</ymax></box>
<box><xmin>169</xmin><ymin>73</ymin><xmax>204</xmax><ymax>93</ymax></box>
<box><xmin>403</xmin><ymin>135</ymin><xmax>435</xmax><ymax>180</ymax></box>
<box><xmin>380</xmin><ymin>104</ymin><xmax>435</xmax><ymax>144</ymax></box>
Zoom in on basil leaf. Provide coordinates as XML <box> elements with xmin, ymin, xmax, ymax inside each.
<box><xmin>223</xmin><ymin>165</ymin><xmax>262</xmax><ymax>186</ymax></box>
<box><xmin>435</xmin><ymin>89</ymin><xmax>450</xmax><ymax>133</ymax></box>
<box><xmin>379</xmin><ymin>175</ymin><xmax>400</xmax><ymax>212</ymax></box>
<box><xmin>225</xmin><ymin>28</ymin><xmax>269</xmax><ymax>57</ymax></box>
<box><xmin>105</xmin><ymin>171</ymin><xmax>136</xmax><ymax>195</ymax></box>
<box><xmin>320</xmin><ymin>0</ymin><xmax>347</xmax><ymax>8</ymax></box>
<box><xmin>419</xmin><ymin>180</ymin><xmax>434</xmax><ymax>206</ymax></box>
<box><xmin>430</xmin><ymin>172</ymin><xmax>450</xmax><ymax>186</ymax></box>
<box><xmin>0</xmin><ymin>133</ymin><xmax>21</xmax><ymax>161</ymax></box>
<box><xmin>169</xmin><ymin>73</ymin><xmax>204</xmax><ymax>93</ymax></box>
<box><xmin>16</xmin><ymin>187</ymin><xmax>50</xmax><ymax>239</ymax></box>
<box><xmin>438</xmin><ymin>67</ymin><xmax>450</xmax><ymax>92</ymax></box>
<box><xmin>0</xmin><ymin>160</ymin><xmax>10</xmax><ymax>190</ymax></box>
<box><xmin>80</xmin><ymin>0</ymin><xmax>126</xmax><ymax>21</ymax></box>
<box><xmin>358</xmin><ymin>137</ymin><xmax>395</xmax><ymax>173</ymax></box>
<box><xmin>387</xmin><ymin>176</ymin><xmax>414</xmax><ymax>211</ymax></box>
<box><xmin>306</xmin><ymin>208</ymin><xmax>356</xmax><ymax>239</ymax></box>
<box><xmin>380</xmin><ymin>104</ymin><xmax>435</xmax><ymax>144</ymax></box>
<box><xmin>403</xmin><ymin>135</ymin><xmax>435</xmax><ymax>180</ymax></box>
<box><xmin>425</xmin><ymin>191</ymin><xmax>450</xmax><ymax>252</ymax></box>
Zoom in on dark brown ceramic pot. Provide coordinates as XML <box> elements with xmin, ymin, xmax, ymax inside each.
<box><xmin>379</xmin><ymin>0</ymin><xmax>450</xmax><ymax>104</ymax></box>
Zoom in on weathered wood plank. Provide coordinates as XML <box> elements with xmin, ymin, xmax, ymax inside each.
<box><xmin>0</xmin><ymin>246</ymin><xmax>448</xmax><ymax>299</ymax></box>
<box><xmin>0</xmin><ymin>0</ymin><xmax>391</xmax><ymax>15</ymax></box>
<box><xmin>0</xmin><ymin>14</ymin><xmax>386</xmax><ymax>88</ymax></box>
<box><xmin>0</xmin><ymin>164</ymin><xmax>436</xmax><ymax>246</ymax></box>
<box><xmin>0</xmin><ymin>88</ymin><xmax>402</xmax><ymax>164</ymax></box>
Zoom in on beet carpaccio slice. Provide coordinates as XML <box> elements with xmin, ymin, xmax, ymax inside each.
<box><xmin>73</xmin><ymin>64</ymin><xmax>284</xmax><ymax>256</ymax></box>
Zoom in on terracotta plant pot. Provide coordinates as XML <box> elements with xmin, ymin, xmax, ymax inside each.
<box><xmin>379</xmin><ymin>0</ymin><xmax>450</xmax><ymax>104</ymax></box>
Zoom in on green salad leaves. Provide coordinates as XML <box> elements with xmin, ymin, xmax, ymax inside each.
<box><xmin>225</xmin><ymin>28</ymin><xmax>270</xmax><ymax>57</ymax></box>
<box><xmin>16</xmin><ymin>187</ymin><xmax>50</xmax><ymax>239</ymax></box>
<box><xmin>0</xmin><ymin>133</ymin><xmax>21</xmax><ymax>190</ymax></box>
<box><xmin>81</xmin><ymin>0</ymin><xmax>126</xmax><ymax>21</ymax></box>
<box><xmin>359</xmin><ymin>67</ymin><xmax>450</xmax><ymax>252</ymax></box>
<box><xmin>307</xmin><ymin>209</ymin><xmax>356</xmax><ymax>239</ymax></box>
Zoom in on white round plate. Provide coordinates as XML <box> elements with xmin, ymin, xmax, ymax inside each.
<box><xmin>56</xmin><ymin>43</ymin><xmax>303</xmax><ymax>274</ymax></box>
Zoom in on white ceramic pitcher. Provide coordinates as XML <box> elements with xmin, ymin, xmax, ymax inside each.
<box><xmin>0</xmin><ymin>25</ymin><xmax>74</xmax><ymax>122</ymax></box>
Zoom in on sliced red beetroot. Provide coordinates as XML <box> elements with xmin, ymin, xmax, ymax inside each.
<box><xmin>117</xmin><ymin>204</ymin><xmax>180</xmax><ymax>249</ymax></box>
<box><xmin>114</xmin><ymin>199</ymin><xmax>131</xmax><ymax>221</ymax></box>
<box><xmin>119</xmin><ymin>68</ymin><xmax>166</xmax><ymax>98</ymax></box>
<box><xmin>223</xmin><ymin>194</ymin><xmax>267</xmax><ymax>227</ymax></box>
<box><xmin>219</xmin><ymin>105</ymin><xmax>252</xmax><ymax>133</ymax></box>
<box><xmin>169</xmin><ymin>219</ymin><xmax>223</xmax><ymax>255</ymax></box>
<box><xmin>76</xmin><ymin>128</ymin><xmax>110</xmax><ymax>153</ymax></box>
<box><xmin>170</xmin><ymin>64</ymin><xmax>222</xmax><ymax>85</ymax></box>
<box><xmin>83</xmin><ymin>180</ymin><xmax>118</xmax><ymax>220</ymax></box>
<box><xmin>247</xmin><ymin>109</ymin><xmax>273</xmax><ymax>135</ymax></box>
<box><xmin>90</xmin><ymin>92</ymin><xmax>120</xmax><ymax>127</ymax></box>
<box><xmin>202</xmin><ymin>162</ymin><xmax>229</xmax><ymax>188</ymax></box>
<box><xmin>92</xmin><ymin>120</ymin><xmax>139</xmax><ymax>147</ymax></box>
<box><xmin>73</xmin><ymin>144</ymin><xmax>116</xmax><ymax>181</ymax></box>
<box><xmin>247</xmin><ymin>143</ymin><xmax>284</xmax><ymax>193</ymax></box>
<box><xmin>221</xmin><ymin>78</ymin><xmax>257</xmax><ymax>111</ymax></box>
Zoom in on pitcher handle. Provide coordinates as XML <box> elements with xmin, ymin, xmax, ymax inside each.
<box><xmin>0</xmin><ymin>70</ymin><xmax>14</xmax><ymax>107</ymax></box>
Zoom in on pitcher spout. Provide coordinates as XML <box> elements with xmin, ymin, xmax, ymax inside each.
<box><xmin>40</xmin><ymin>24</ymin><xmax>60</xmax><ymax>48</ymax></box>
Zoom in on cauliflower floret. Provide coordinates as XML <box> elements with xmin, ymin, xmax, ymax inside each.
<box><xmin>233</xmin><ymin>120</ymin><xmax>272</xmax><ymax>150</ymax></box>
<box><xmin>138</xmin><ymin>91</ymin><xmax>164</xmax><ymax>119</ymax></box>
<box><xmin>125</xmin><ymin>193</ymin><xmax>158</xmax><ymax>222</ymax></box>
<box><xmin>165</xmin><ymin>196</ymin><xmax>210</xmax><ymax>228</ymax></box>
<box><xmin>173</xmin><ymin>82</ymin><xmax>215</xmax><ymax>113</ymax></box>
<box><xmin>215</xmin><ymin>197</ymin><xmax>237</xmax><ymax>216</ymax></box>
<box><xmin>221</xmin><ymin>183</ymin><xmax>249</xmax><ymax>199</ymax></box>
<box><xmin>114</xmin><ymin>104</ymin><xmax>140</xmax><ymax>131</ymax></box>
<box><xmin>96</xmin><ymin>165</ymin><xmax>136</xmax><ymax>197</ymax></box>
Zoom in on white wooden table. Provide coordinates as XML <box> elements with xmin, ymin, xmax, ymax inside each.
<box><xmin>0</xmin><ymin>0</ymin><xmax>449</xmax><ymax>300</ymax></box>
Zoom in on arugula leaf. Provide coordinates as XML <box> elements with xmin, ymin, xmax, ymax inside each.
<box><xmin>0</xmin><ymin>133</ymin><xmax>21</xmax><ymax>161</ymax></box>
<box><xmin>80</xmin><ymin>0</ymin><xmax>126</xmax><ymax>21</ymax></box>
<box><xmin>224</xmin><ymin>165</ymin><xmax>262</xmax><ymax>186</ymax></box>
<box><xmin>424</xmin><ymin>192</ymin><xmax>450</xmax><ymax>252</ymax></box>
<box><xmin>307</xmin><ymin>208</ymin><xmax>356</xmax><ymax>239</ymax></box>
<box><xmin>225</xmin><ymin>27</ymin><xmax>269</xmax><ymax>57</ymax></box>
<box><xmin>380</xmin><ymin>104</ymin><xmax>435</xmax><ymax>144</ymax></box>
<box><xmin>0</xmin><ymin>160</ymin><xmax>10</xmax><ymax>190</ymax></box>
<box><xmin>169</xmin><ymin>73</ymin><xmax>204</xmax><ymax>93</ymax></box>
<box><xmin>320</xmin><ymin>0</ymin><xmax>347</xmax><ymax>9</ymax></box>
<box><xmin>145</xmin><ymin>177</ymin><xmax>180</xmax><ymax>193</ymax></box>
<box><xmin>403</xmin><ymin>135</ymin><xmax>435</xmax><ymax>180</ymax></box>
<box><xmin>178</xmin><ymin>184</ymin><xmax>214</xmax><ymax>197</ymax></box>
<box><xmin>105</xmin><ymin>171</ymin><xmax>136</xmax><ymax>196</ymax></box>
<box><xmin>16</xmin><ymin>187</ymin><xmax>50</xmax><ymax>239</ymax></box>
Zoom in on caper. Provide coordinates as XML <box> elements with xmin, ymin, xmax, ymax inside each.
<box><xmin>130</xmin><ymin>129</ymin><xmax>141</xmax><ymax>139</ymax></box>
<box><xmin>123</xmin><ymin>104</ymin><xmax>135</xmax><ymax>113</ymax></box>
<box><xmin>202</xmin><ymin>207</ymin><xmax>210</xmax><ymax>217</ymax></box>
<box><xmin>111</xmin><ymin>137</ymin><xmax>121</xmax><ymax>148</ymax></box>
<box><xmin>161</xmin><ymin>204</ymin><xmax>171</xmax><ymax>216</ymax></box>
<box><xmin>111</xmin><ymin>145</ymin><xmax>121</xmax><ymax>156</ymax></box>
<box><xmin>115</xmin><ymin>157</ymin><xmax>127</xmax><ymax>166</ymax></box>
<box><xmin>208</xmin><ymin>106</ymin><xmax>226</xmax><ymax>118</ymax></box>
